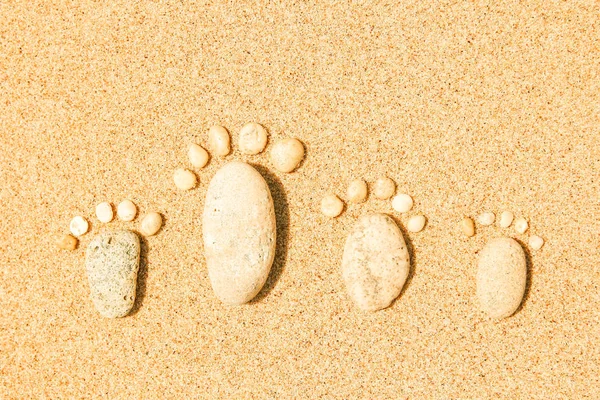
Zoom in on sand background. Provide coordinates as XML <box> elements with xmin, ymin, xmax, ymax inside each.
<box><xmin>1</xmin><ymin>1</ymin><xmax>599</xmax><ymax>398</ymax></box>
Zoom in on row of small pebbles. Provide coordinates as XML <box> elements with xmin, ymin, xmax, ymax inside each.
<box><xmin>461</xmin><ymin>211</ymin><xmax>544</xmax><ymax>250</ymax></box>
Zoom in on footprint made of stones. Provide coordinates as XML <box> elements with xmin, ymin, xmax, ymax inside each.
<box><xmin>173</xmin><ymin>123</ymin><xmax>305</xmax><ymax>305</ymax></box>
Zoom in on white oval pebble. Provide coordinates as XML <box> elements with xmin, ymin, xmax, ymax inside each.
<box><xmin>95</xmin><ymin>202</ymin><xmax>114</xmax><ymax>223</ymax></box>
<box><xmin>392</xmin><ymin>194</ymin><xmax>413</xmax><ymax>213</ymax></box>
<box><xmin>85</xmin><ymin>230</ymin><xmax>140</xmax><ymax>318</ymax></box>
<box><xmin>203</xmin><ymin>162</ymin><xmax>276</xmax><ymax>305</ymax></box>
<box><xmin>70</xmin><ymin>216</ymin><xmax>89</xmax><ymax>237</ymax></box>
<box><xmin>477</xmin><ymin>212</ymin><xmax>495</xmax><ymax>226</ymax></box>
<box><xmin>208</xmin><ymin>125</ymin><xmax>231</xmax><ymax>156</ymax></box>
<box><xmin>342</xmin><ymin>213</ymin><xmax>410</xmax><ymax>311</ymax></box>
<box><xmin>514</xmin><ymin>217</ymin><xmax>529</xmax><ymax>234</ymax></box>
<box><xmin>499</xmin><ymin>211</ymin><xmax>514</xmax><ymax>228</ymax></box>
<box><xmin>407</xmin><ymin>215</ymin><xmax>426</xmax><ymax>232</ymax></box>
<box><xmin>321</xmin><ymin>194</ymin><xmax>344</xmax><ymax>218</ymax></box>
<box><xmin>529</xmin><ymin>235</ymin><xmax>544</xmax><ymax>250</ymax></box>
<box><xmin>270</xmin><ymin>138</ymin><xmax>304</xmax><ymax>173</ymax></box>
<box><xmin>188</xmin><ymin>143</ymin><xmax>209</xmax><ymax>168</ymax></box>
<box><xmin>373</xmin><ymin>177</ymin><xmax>395</xmax><ymax>199</ymax></box>
<box><xmin>239</xmin><ymin>122</ymin><xmax>268</xmax><ymax>155</ymax></box>
<box><xmin>173</xmin><ymin>168</ymin><xmax>197</xmax><ymax>191</ymax></box>
<box><xmin>140</xmin><ymin>212</ymin><xmax>163</xmax><ymax>236</ymax></box>
<box><xmin>347</xmin><ymin>179</ymin><xmax>368</xmax><ymax>203</ymax></box>
<box><xmin>477</xmin><ymin>237</ymin><xmax>527</xmax><ymax>319</ymax></box>
<box><xmin>117</xmin><ymin>200</ymin><xmax>137</xmax><ymax>221</ymax></box>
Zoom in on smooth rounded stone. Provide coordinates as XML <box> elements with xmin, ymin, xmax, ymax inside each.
<box><xmin>499</xmin><ymin>211</ymin><xmax>514</xmax><ymax>228</ymax></box>
<box><xmin>85</xmin><ymin>230</ymin><xmax>140</xmax><ymax>318</ymax></box>
<box><xmin>373</xmin><ymin>177</ymin><xmax>395</xmax><ymax>199</ymax></box>
<box><xmin>407</xmin><ymin>215</ymin><xmax>426</xmax><ymax>232</ymax></box>
<box><xmin>239</xmin><ymin>122</ymin><xmax>268</xmax><ymax>155</ymax></box>
<box><xmin>342</xmin><ymin>213</ymin><xmax>410</xmax><ymax>311</ymax></box>
<box><xmin>203</xmin><ymin>161</ymin><xmax>276</xmax><ymax>305</ymax></box>
<box><xmin>117</xmin><ymin>200</ymin><xmax>137</xmax><ymax>221</ymax></box>
<box><xmin>270</xmin><ymin>138</ymin><xmax>304</xmax><ymax>172</ymax></box>
<box><xmin>173</xmin><ymin>168</ymin><xmax>197</xmax><ymax>190</ymax></box>
<box><xmin>392</xmin><ymin>194</ymin><xmax>413</xmax><ymax>213</ymax></box>
<box><xmin>321</xmin><ymin>194</ymin><xmax>344</xmax><ymax>218</ymax></box>
<box><xmin>57</xmin><ymin>233</ymin><xmax>78</xmax><ymax>250</ymax></box>
<box><xmin>69</xmin><ymin>216</ymin><xmax>89</xmax><ymax>237</ymax></box>
<box><xmin>514</xmin><ymin>217</ymin><xmax>529</xmax><ymax>234</ymax></box>
<box><xmin>529</xmin><ymin>235</ymin><xmax>544</xmax><ymax>250</ymax></box>
<box><xmin>188</xmin><ymin>143</ymin><xmax>209</xmax><ymax>168</ymax></box>
<box><xmin>461</xmin><ymin>217</ymin><xmax>475</xmax><ymax>237</ymax></box>
<box><xmin>96</xmin><ymin>202</ymin><xmax>114</xmax><ymax>223</ymax></box>
<box><xmin>478</xmin><ymin>212</ymin><xmax>495</xmax><ymax>226</ymax></box>
<box><xmin>208</xmin><ymin>125</ymin><xmax>231</xmax><ymax>156</ymax></box>
<box><xmin>140</xmin><ymin>212</ymin><xmax>162</xmax><ymax>236</ymax></box>
<box><xmin>476</xmin><ymin>237</ymin><xmax>527</xmax><ymax>319</ymax></box>
<box><xmin>347</xmin><ymin>179</ymin><xmax>368</xmax><ymax>203</ymax></box>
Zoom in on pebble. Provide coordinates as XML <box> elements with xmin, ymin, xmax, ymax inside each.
<box><xmin>239</xmin><ymin>122</ymin><xmax>268</xmax><ymax>155</ymax></box>
<box><xmin>477</xmin><ymin>212</ymin><xmax>495</xmax><ymax>226</ymax></box>
<box><xmin>476</xmin><ymin>237</ymin><xmax>527</xmax><ymax>319</ymax></box>
<box><xmin>140</xmin><ymin>212</ymin><xmax>162</xmax><ymax>236</ymax></box>
<box><xmin>96</xmin><ymin>202</ymin><xmax>114</xmax><ymax>223</ymax></box>
<box><xmin>347</xmin><ymin>179</ymin><xmax>368</xmax><ymax>203</ymax></box>
<box><xmin>407</xmin><ymin>215</ymin><xmax>426</xmax><ymax>232</ymax></box>
<box><xmin>499</xmin><ymin>211</ymin><xmax>514</xmax><ymax>228</ymax></box>
<box><xmin>208</xmin><ymin>125</ymin><xmax>231</xmax><ymax>156</ymax></box>
<box><xmin>373</xmin><ymin>177</ymin><xmax>395</xmax><ymax>199</ymax></box>
<box><xmin>321</xmin><ymin>194</ymin><xmax>344</xmax><ymax>218</ymax></box>
<box><xmin>85</xmin><ymin>230</ymin><xmax>140</xmax><ymax>318</ymax></box>
<box><xmin>117</xmin><ymin>200</ymin><xmax>137</xmax><ymax>221</ymax></box>
<box><xmin>188</xmin><ymin>143</ymin><xmax>209</xmax><ymax>168</ymax></box>
<box><xmin>173</xmin><ymin>168</ymin><xmax>197</xmax><ymax>190</ymax></box>
<box><xmin>529</xmin><ymin>235</ymin><xmax>544</xmax><ymax>250</ymax></box>
<box><xmin>57</xmin><ymin>233</ymin><xmax>78</xmax><ymax>250</ymax></box>
<box><xmin>514</xmin><ymin>217</ymin><xmax>529</xmax><ymax>234</ymax></box>
<box><xmin>203</xmin><ymin>162</ymin><xmax>276</xmax><ymax>305</ymax></box>
<box><xmin>461</xmin><ymin>217</ymin><xmax>475</xmax><ymax>237</ymax></box>
<box><xmin>342</xmin><ymin>213</ymin><xmax>410</xmax><ymax>311</ymax></box>
<box><xmin>270</xmin><ymin>138</ymin><xmax>304</xmax><ymax>172</ymax></box>
<box><xmin>69</xmin><ymin>216</ymin><xmax>89</xmax><ymax>237</ymax></box>
<box><xmin>392</xmin><ymin>194</ymin><xmax>413</xmax><ymax>213</ymax></box>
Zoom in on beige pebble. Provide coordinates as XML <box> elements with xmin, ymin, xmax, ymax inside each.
<box><xmin>70</xmin><ymin>216</ymin><xmax>89</xmax><ymax>237</ymax></box>
<box><xmin>514</xmin><ymin>217</ymin><xmax>529</xmax><ymax>234</ymax></box>
<box><xmin>270</xmin><ymin>138</ymin><xmax>304</xmax><ymax>172</ymax></box>
<box><xmin>140</xmin><ymin>212</ymin><xmax>163</xmax><ymax>236</ymax></box>
<box><xmin>529</xmin><ymin>235</ymin><xmax>544</xmax><ymax>250</ymax></box>
<box><xmin>95</xmin><ymin>202</ymin><xmax>114</xmax><ymax>223</ymax></box>
<box><xmin>347</xmin><ymin>179</ymin><xmax>368</xmax><ymax>203</ymax></box>
<box><xmin>239</xmin><ymin>122</ymin><xmax>268</xmax><ymax>155</ymax></box>
<box><xmin>173</xmin><ymin>168</ymin><xmax>197</xmax><ymax>191</ymax></box>
<box><xmin>208</xmin><ymin>125</ymin><xmax>231</xmax><ymax>156</ymax></box>
<box><xmin>321</xmin><ymin>194</ymin><xmax>344</xmax><ymax>218</ymax></box>
<box><xmin>407</xmin><ymin>215</ymin><xmax>426</xmax><ymax>232</ymax></box>
<box><xmin>57</xmin><ymin>233</ymin><xmax>78</xmax><ymax>250</ymax></box>
<box><xmin>499</xmin><ymin>211</ymin><xmax>514</xmax><ymax>228</ymax></box>
<box><xmin>477</xmin><ymin>212</ymin><xmax>495</xmax><ymax>226</ymax></box>
<box><xmin>373</xmin><ymin>177</ymin><xmax>395</xmax><ymax>200</ymax></box>
<box><xmin>117</xmin><ymin>200</ymin><xmax>137</xmax><ymax>221</ymax></box>
<box><xmin>188</xmin><ymin>143</ymin><xmax>209</xmax><ymax>168</ymax></box>
<box><xmin>392</xmin><ymin>194</ymin><xmax>413</xmax><ymax>213</ymax></box>
<box><xmin>461</xmin><ymin>217</ymin><xmax>475</xmax><ymax>237</ymax></box>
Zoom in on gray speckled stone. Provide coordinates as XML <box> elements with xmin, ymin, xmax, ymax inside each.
<box><xmin>85</xmin><ymin>230</ymin><xmax>140</xmax><ymax>318</ymax></box>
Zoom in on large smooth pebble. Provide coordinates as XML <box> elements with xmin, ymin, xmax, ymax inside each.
<box><xmin>85</xmin><ymin>230</ymin><xmax>140</xmax><ymax>318</ymax></box>
<box><xmin>342</xmin><ymin>213</ymin><xmax>410</xmax><ymax>312</ymax></box>
<box><xmin>203</xmin><ymin>161</ymin><xmax>276</xmax><ymax>305</ymax></box>
<box><xmin>476</xmin><ymin>237</ymin><xmax>527</xmax><ymax>319</ymax></box>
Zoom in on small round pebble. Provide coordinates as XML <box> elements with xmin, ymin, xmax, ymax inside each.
<box><xmin>499</xmin><ymin>211</ymin><xmax>514</xmax><ymax>228</ymax></box>
<box><xmin>407</xmin><ymin>215</ymin><xmax>426</xmax><ymax>232</ymax></box>
<box><xmin>321</xmin><ymin>194</ymin><xmax>344</xmax><ymax>218</ymax></box>
<box><xmin>347</xmin><ymin>179</ymin><xmax>368</xmax><ymax>203</ymax></box>
<box><xmin>514</xmin><ymin>217</ymin><xmax>529</xmax><ymax>234</ymax></box>
<box><xmin>140</xmin><ymin>212</ymin><xmax>163</xmax><ymax>236</ymax></box>
<box><xmin>529</xmin><ymin>235</ymin><xmax>544</xmax><ymax>250</ymax></box>
<box><xmin>270</xmin><ymin>138</ymin><xmax>304</xmax><ymax>173</ymax></box>
<box><xmin>188</xmin><ymin>143</ymin><xmax>209</xmax><ymax>168</ymax></box>
<box><xmin>477</xmin><ymin>212</ymin><xmax>495</xmax><ymax>226</ymax></box>
<box><xmin>392</xmin><ymin>194</ymin><xmax>413</xmax><ymax>213</ymax></box>
<box><xmin>373</xmin><ymin>177</ymin><xmax>395</xmax><ymax>200</ymax></box>
<box><xmin>173</xmin><ymin>168</ymin><xmax>197</xmax><ymax>191</ymax></box>
<box><xmin>95</xmin><ymin>202</ymin><xmax>114</xmax><ymax>223</ymax></box>
<box><xmin>208</xmin><ymin>125</ymin><xmax>231</xmax><ymax>156</ymax></box>
<box><xmin>70</xmin><ymin>216</ymin><xmax>89</xmax><ymax>237</ymax></box>
<box><xmin>461</xmin><ymin>217</ymin><xmax>475</xmax><ymax>237</ymax></box>
<box><xmin>117</xmin><ymin>200</ymin><xmax>137</xmax><ymax>221</ymax></box>
<box><xmin>57</xmin><ymin>233</ymin><xmax>78</xmax><ymax>250</ymax></box>
<box><xmin>239</xmin><ymin>122</ymin><xmax>268</xmax><ymax>155</ymax></box>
